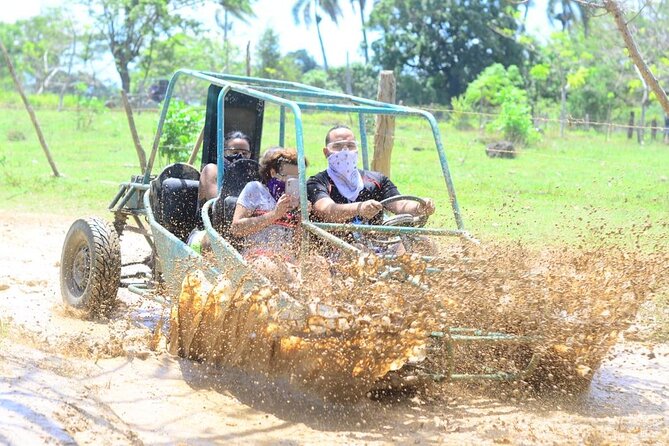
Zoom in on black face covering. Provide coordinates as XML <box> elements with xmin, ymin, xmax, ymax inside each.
<box><xmin>224</xmin><ymin>153</ymin><xmax>245</xmax><ymax>163</ymax></box>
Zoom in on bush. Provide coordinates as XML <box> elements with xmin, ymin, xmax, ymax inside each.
<box><xmin>159</xmin><ymin>100</ymin><xmax>203</xmax><ymax>163</ymax></box>
<box><xmin>453</xmin><ymin>64</ymin><xmax>538</xmax><ymax>144</ymax></box>
<box><xmin>490</xmin><ymin>87</ymin><xmax>537</xmax><ymax>144</ymax></box>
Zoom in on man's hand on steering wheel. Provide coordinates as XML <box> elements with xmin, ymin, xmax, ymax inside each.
<box><xmin>357</xmin><ymin>200</ymin><xmax>384</xmax><ymax>220</ymax></box>
<box><xmin>416</xmin><ymin>198</ymin><xmax>435</xmax><ymax>216</ymax></box>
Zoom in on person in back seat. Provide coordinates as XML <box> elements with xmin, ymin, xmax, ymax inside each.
<box><xmin>197</xmin><ymin>130</ymin><xmax>253</xmax><ymax>209</ymax></box>
<box><xmin>230</xmin><ymin>148</ymin><xmax>325</xmax><ymax>289</ymax></box>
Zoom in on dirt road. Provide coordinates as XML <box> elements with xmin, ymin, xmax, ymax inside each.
<box><xmin>0</xmin><ymin>211</ymin><xmax>667</xmax><ymax>445</ymax></box>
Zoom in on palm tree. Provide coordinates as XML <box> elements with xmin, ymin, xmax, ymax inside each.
<box><xmin>292</xmin><ymin>0</ymin><xmax>343</xmax><ymax>71</ymax></box>
<box><xmin>216</xmin><ymin>0</ymin><xmax>256</xmax><ymax>71</ymax></box>
<box><xmin>547</xmin><ymin>0</ymin><xmax>591</xmax><ymax>37</ymax></box>
<box><xmin>351</xmin><ymin>0</ymin><xmax>369</xmax><ymax>64</ymax></box>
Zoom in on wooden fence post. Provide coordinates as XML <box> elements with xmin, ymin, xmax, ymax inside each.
<box><xmin>372</xmin><ymin>71</ymin><xmax>396</xmax><ymax>176</ymax></box>
<box><xmin>0</xmin><ymin>39</ymin><xmax>61</xmax><ymax>177</ymax></box>
<box><xmin>627</xmin><ymin>111</ymin><xmax>634</xmax><ymax>139</ymax></box>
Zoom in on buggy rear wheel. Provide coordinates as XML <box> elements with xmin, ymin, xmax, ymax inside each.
<box><xmin>60</xmin><ymin>217</ymin><xmax>121</xmax><ymax>316</ymax></box>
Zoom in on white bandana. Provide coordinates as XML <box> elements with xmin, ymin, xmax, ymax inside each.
<box><xmin>326</xmin><ymin>150</ymin><xmax>364</xmax><ymax>202</ymax></box>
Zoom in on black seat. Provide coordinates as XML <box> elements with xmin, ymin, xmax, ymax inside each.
<box><xmin>220</xmin><ymin>158</ymin><xmax>261</xmax><ymax>198</ymax></box>
<box><xmin>150</xmin><ymin>163</ymin><xmax>201</xmax><ymax>242</ymax></box>
<box><xmin>210</xmin><ymin>159</ymin><xmax>261</xmax><ymax>246</ymax></box>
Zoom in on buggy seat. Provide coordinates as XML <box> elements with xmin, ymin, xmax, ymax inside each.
<box><xmin>213</xmin><ymin>158</ymin><xmax>261</xmax><ymax>241</ymax></box>
<box><xmin>150</xmin><ymin>163</ymin><xmax>201</xmax><ymax>242</ymax></box>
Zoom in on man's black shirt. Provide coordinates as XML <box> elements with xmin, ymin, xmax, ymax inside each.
<box><xmin>307</xmin><ymin>169</ymin><xmax>399</xmax><ymax>222</ymax></box>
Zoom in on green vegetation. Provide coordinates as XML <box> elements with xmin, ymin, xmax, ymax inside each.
<box><xmin>1</xmin><ymin>103</ymin><xmax>667</xmax><ymax>249</ymax></box>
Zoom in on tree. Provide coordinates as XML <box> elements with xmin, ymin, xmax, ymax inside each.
<box><xmin>85</xmin><ymin>0</ymin><xmax>197</xmax><ymax>93</ymax></box>
<box><xmin>0</xmin><ymin>9</ymin><xmax>76</xmax><ymax>94</ymax></box>
<box><xmin>350</xmin><ymin>0</ymin><xmax>369</xmax><ymax>64</ymax></box>
<box><xmin>255</xmin><ymin>28</ymin><xmax>300</xmax><ymax>81</ymax></box>
<box><xmin>214</xmin><ymin>0</ymin><xmax>256</xmax><ymax>72</ymax></box>
<box><xmin>286</xmin><ymin>49</ymin><xmax>319</xmax><ymax>73</ymax></box>
<box><xmin>140</xmin><ymin>32</ymin><xmax>240</xmax><ymax>101</ymax></box>
<box><xmin>292</xmin><ymin>0</ymin><xmax>343</xmax><ymax>72</ymax></box>
<box><xmin>369</xmin><ymin>0</ymin><xmax>526</xmax><ymax>104</ymax></box>
<box><xmin>532</xmin><ymin>31</ymin><xmax>592</xmax><ymax>136</ymax></box>
<box><xmin>572</xmin><ymin>1</ymin><xmax>669</xmax><ymax>127</ymax></box>
<box><xmin>547</xmin><ymin>0</ymin><xmax>591</xmax><ymax>37</ymax></box>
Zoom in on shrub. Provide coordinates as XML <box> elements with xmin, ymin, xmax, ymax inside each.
<box><xmin>160</xmin><ymin>100</ymin><xmax>203</xmax><ymax>163</ymax></box>
<box><xmin>490</xmin><ymin>87</ymin><xmax>538</xmax><ymax>144</ymax></box>
<box><xmin>453</xmin><ymin>63</ymin><xmax>538</xmax><ymax>144</ymax></box>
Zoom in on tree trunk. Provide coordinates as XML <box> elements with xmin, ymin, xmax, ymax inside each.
<box><xmin>0</xmin><ymin>39</ymin><xmax>61</xmax><ymax>177</ymax></box>
<box><xmin>315</xmin><ymin>15</ymin><xmax>328</xmax><ymax>72</ymax></box>
<box><xmin>59</xmin><ymin>25</ymin><xmax>77</xmax><ymax>112</ymax></box>
<box><xmin>224</xmin><ymin>10</ymin><xmax>229</xmax><ymax>72</ymax></box>
<box><xmin>118</xmin><ymin>60</ymin><xmax>131</xmax><ymax>94</ymax></box>
<box><xmin>345</xmin><ymin>53</ymin><xmax>352</xmax><ymax>95</ymax></box>
<box><xmin>627</xmin><ymin>111</ymin><xmax>634</xmax><ymax>139</ymax></box>
<box><xmin>121</xmin><ymin>90</ymin><xmax>147</xmax><ymax>172</ymax></box>
<box><xmin>604</xmin><ymin>0</ymin><xmax>669</xmax><ymax>115</ymax></box>
<box><xmin>372</xmin><ymin>71</ymin><xmax>396</xmax><ymax>177</ymax></box>
<box><xmin>357</xmin><ymin>0</ymin><xmax>369</xmax><ymax>64</ymax></box>
<box><xmin>246</xmin><ymin>41</ymin><xmax>251</xmax><ymax>76</ymax></box>
<box><xmin>638</xmin><ymin>86</ymin><xmax>648</xmax><ymax>144</ymax></box>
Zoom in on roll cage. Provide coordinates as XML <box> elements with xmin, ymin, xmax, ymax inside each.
<box><xmin>139</xmin><ymin>69</ymin><xmax>471</xmax><ymax>256</ymax></box>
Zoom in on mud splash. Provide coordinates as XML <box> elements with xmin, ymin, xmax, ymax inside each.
<box><xmin>167</xmin><ymin>261</ymin><xmax>434</xmax><ymax>400</ymax></box>
<box><xmin>169</xmin><ymin>233</ymin><xmax>669</xmax><ymax>399</ymax></box>
<box><xmin>426</xmin><ymin>239</ymin><xmax>668</xmax><ymax>390</ymax></box>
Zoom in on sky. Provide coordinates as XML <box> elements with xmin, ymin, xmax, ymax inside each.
<box><xmin>2</xmin><ymin>0</ymin><xmax>553</xmax><ymax>84</ymax></box>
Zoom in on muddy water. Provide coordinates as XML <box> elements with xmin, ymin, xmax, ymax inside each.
<box><xmin>1</xmin><ymin>211</ymin><xmax>668</xmax><ymax>444</ymax></box>
<box><xmin>171</xmin><ymin>230</ymin><xmax>669</xmax><ymax>400</ymax></box>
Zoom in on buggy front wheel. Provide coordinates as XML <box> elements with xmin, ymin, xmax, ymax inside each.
<box><xmin>60</xmin><ymin>217</ymin><xmax>121</xmax><ymax>315</ymax></box>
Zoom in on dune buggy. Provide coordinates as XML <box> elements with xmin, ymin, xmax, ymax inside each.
<box><xmin>59</xmin><ymin>70</ymin><xmax>539</xmax><ymax>385</ymax></box>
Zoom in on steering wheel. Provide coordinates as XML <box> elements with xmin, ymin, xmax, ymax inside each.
<box><xmin>353</xmin><ymin>195</ymin><xmax>430</xmax><ymax>250</ymax></box>
<box><xmin>379</xmin><ymin>195</ymin><xmax>430</xmax><ymax>228</ymax></box>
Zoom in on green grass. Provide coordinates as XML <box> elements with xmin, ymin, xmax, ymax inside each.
<box><xmin>1</xmin><ymin>102</ymin><xmax>668</xmax><ymax>249</ymax></box>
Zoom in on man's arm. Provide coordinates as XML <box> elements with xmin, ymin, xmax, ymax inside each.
<box><xmin>312</xmin><ymin>197</ymin><xmax>383</xmax><ymax>222</ymax></box>
<box><xmin>384</xmin><ymin>198</ymin><xmax>435</xmax><ymax>216</ymax></box>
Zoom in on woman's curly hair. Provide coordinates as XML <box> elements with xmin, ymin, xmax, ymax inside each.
<box><xmin>258</xmin><ymin>147</ymin><xmax>307</xmax><ymax>183</ymax></box>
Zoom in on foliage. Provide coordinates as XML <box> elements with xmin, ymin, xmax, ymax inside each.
<box><xmin>213</xmin><ymin>0</ymin><xmax>256</xmax><ymax>21</ymax></box>
<box><xmin>85</xmin><ymin>0</ymin><xmax>198</xmax><ymax>92</ymax></box>
<box><xmin>490</xmin><ymin>86</ymin><xmax>537</xmax><ymax>144</ymax></box>
<box><xmin>369</xmin><ymin>0</ymin><xmax>526</xmax><ymax>104</ymax></box>
<box><xmin>254</xmin><ymin>28</ymin><xmax>301</xmax><ymax>80</ymax></box>
<box><xmin>0</xmin><ymin>9</ymin><xmax>77</xmax><ymax>94</ymax></box>
<box><xmin>302</xmin><ymin>69</ymin><xmax>339</xmax><ymax>91</ymax></box>
<box><xmin>547</xmin><ymin>0</ymin><xmax>591</xmax><ymax>36</ymax></box>
<box><xmin>287</xmin><ymin>49</ymin><xmax>319</xmax><ymax>73</ymax></box>
<box><xmin>74</xmin><ymin>83</ymin><xmax>106</xmax><ymax>130</ymax></box>
<box><xmin>159</xmin><ymin>100</ymin><xmax>203</xmax><ymax>163</ymax></box>
<box><xmin>326</xmin><ymin>63</ymin><xmax>378</xmax><ymax>99</ymax></box>
<box><xmin>453</xmin><ymin>64</ymin><xmax>536</xmax><ymax>144</ymax></box>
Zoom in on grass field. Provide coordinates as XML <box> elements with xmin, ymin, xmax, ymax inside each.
<box><xmin>1</xmin><ymin>101</ymin><xmax>668</xmax><ymax>248</ymax></box>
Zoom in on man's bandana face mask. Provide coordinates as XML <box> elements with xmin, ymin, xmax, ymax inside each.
<box><xmin>326</xmin><ymin>149</ymin><xmax>363</xmax><ymax>202</ymax></box>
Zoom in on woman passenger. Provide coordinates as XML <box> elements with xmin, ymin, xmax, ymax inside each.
<box><xmin>230</xmin><ymin>148</ymin><xmax>320</xmax><ymax>288</ymax></box>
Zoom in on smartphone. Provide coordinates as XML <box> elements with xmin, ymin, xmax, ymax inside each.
<box><xmin>285</xmin><ymin>178</ymin><xmax>299</xmax><ymax>198</ymax></box>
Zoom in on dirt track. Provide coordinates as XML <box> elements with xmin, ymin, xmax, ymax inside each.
<box><xmin>0</xmin><ymin>211</ymin><xmax>667</xmax><ymax>445</ymax></box>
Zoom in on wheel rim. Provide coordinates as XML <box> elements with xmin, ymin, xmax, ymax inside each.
<box><xmin>71</xmin><ymin>244</ymin><xmax>91</xmax><ymax>293</ymax></box>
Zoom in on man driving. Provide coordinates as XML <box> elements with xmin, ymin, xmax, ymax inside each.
<box><xmin>307</xmin><ymin>125</ymin><xmax>435</xmax><ymax>224</ymax></box>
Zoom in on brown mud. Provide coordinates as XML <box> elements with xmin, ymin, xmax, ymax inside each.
<box><xmin>0</xmin><ymin>211</ymin><xmax>668</xmax><ymax>445</ymax></box>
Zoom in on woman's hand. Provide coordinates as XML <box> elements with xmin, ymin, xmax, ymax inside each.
<box><xmin>273</xmin><ymin>194</ymin><xmax>299</xmax><ymax>218</ymax></box>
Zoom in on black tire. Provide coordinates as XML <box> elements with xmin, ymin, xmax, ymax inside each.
<box><xmin>60</xmin><ymin>217</ymin><xmax>121</xmax><ymax>316</ymax></box>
